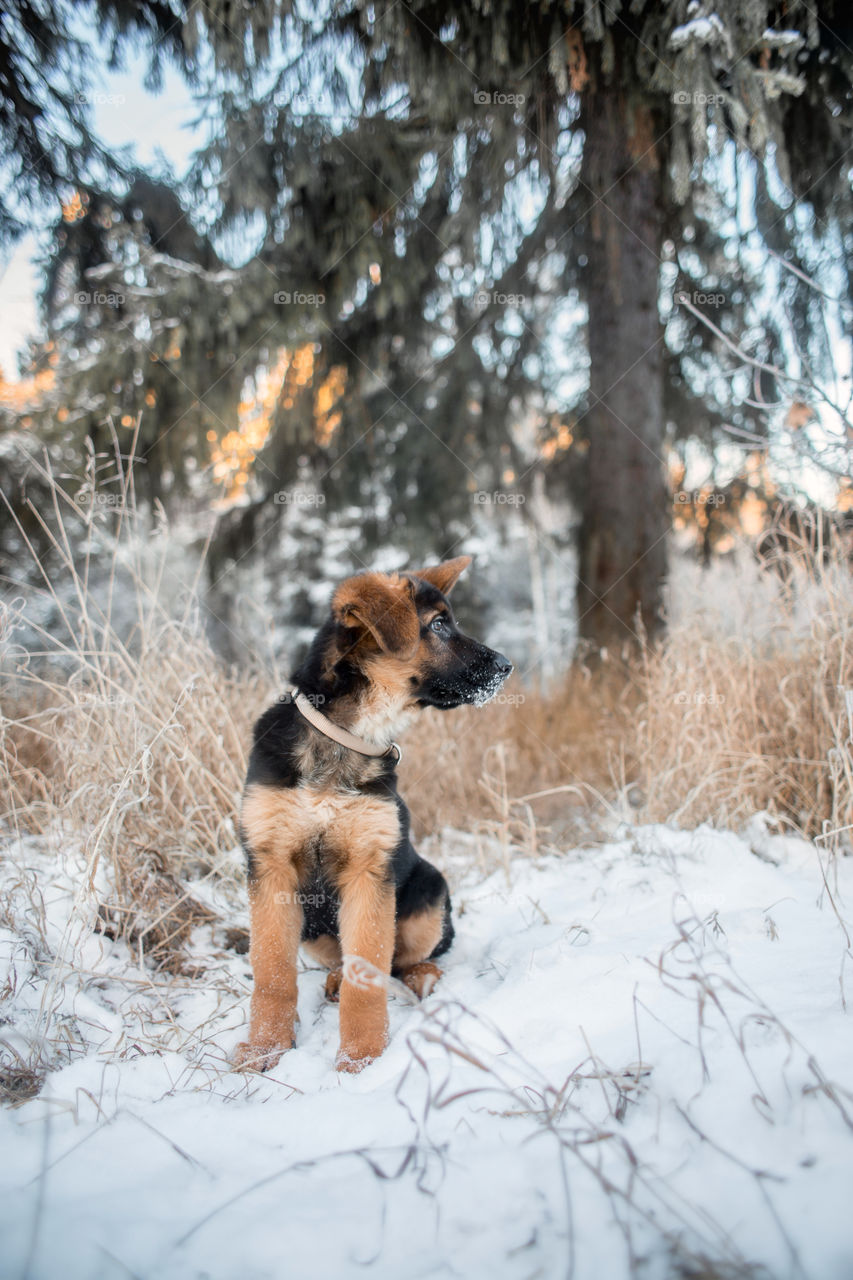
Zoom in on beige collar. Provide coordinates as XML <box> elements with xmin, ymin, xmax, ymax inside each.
<box><xmin>291</xmin><ymin>690</ymin><xmax>402</xmax><ymax>763</ymax></box>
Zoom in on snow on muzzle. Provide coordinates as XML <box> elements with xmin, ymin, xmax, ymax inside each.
<box><xmin>469</xmin><ymin>648</ymin><xmax>513</xmax><ymax>705</ymax></box>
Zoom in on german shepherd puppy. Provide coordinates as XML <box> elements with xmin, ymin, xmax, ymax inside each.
<box><xmin>235</xmin><ymin>556</ymin><xmax>512</xmax><ymax>1073</ymax></box>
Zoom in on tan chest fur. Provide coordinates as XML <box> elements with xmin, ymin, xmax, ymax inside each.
<box><xmin>241</xmin><ymin>781</ymin><xmax>401</xmax><ymax>885</ymax></box>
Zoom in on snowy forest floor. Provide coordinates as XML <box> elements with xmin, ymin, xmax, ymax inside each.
<box><xmin>2</xmin><ymin>820</ymin><xmax>853</xmax><ymax>1280</ymax></box>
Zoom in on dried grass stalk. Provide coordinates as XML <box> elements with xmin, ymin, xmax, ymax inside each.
<box><xmin>632</xmin><ymin>550</ymin><xmax>852</xmax><ymax>843</ymax></box>
<box><xmin>1</xmin><ymin>439</ymin><xmax>274</xmax><ymax>967</ymax></box>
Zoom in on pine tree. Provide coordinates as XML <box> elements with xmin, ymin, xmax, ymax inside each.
<box><xmin>0</xmin><ymin>0</ymin><xmax>193</xmax><ymax>243</ymax></box>
<box><xmin>9</xmin><ymin>0</ymin><xmax>852</xmax><ymax>648</ymax></box>
<box><xmin>292</xmin><ymin>0</ymin><xmax>850</xmax><ymax>648</ymax></box>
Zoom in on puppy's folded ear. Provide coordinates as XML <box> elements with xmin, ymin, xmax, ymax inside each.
<box><xmin>410</xmin><ymin>555</ymin><xmax>472</xmax><ymax>596</ymax></box>
<box><xmin>333</xmin><ymin>573</ymin><xmax>420</xmax><ymax>658</ymax></box>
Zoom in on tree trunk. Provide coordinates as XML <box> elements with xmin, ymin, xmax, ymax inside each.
<box><xmin>576</xmin><ymin>79</ymin><xmax>668</xmax><ymax>652</ymax></box>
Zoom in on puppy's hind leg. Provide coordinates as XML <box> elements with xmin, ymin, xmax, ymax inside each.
<box><xmin>393</xmin><ymin>857</ymin><xmax>454</xmax><ymax>999</ymax></box>
<box><xmin>303</xmin><ymin>935</ymin><xmax>343</xmax><ymax>1002</ymax></box>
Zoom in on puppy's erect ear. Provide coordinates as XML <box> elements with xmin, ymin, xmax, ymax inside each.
<box><xmin>410</xmin><ymin>555</ymin><xmax>472</xmax><ymax>596</ymax></box>
<box><xmin>332</xmin><ymin>573</ymin><xmax>420</xmax><ymax>658</ymax></box>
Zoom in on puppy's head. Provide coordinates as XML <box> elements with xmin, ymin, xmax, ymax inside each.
<box><xmin>331</xmin><ymin>556</ymin><xmax>513</xmax><ymax>713</ymax></box>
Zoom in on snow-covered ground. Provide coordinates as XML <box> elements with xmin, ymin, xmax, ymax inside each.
<box><xmin>2</xmin><ymin>822</ymin><xmax>853</xmax><ymax>1279</ymax></box>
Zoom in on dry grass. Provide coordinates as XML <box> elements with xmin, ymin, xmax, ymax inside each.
<box><xmin>632</xmin><ymin>550</ymin><xmax>853</xmax><ymax>845</ymax></box>
<box><xmin>1</xmin><ymin>441</ymin><xmax>275</xmax><ymax>971</ymax></box>
<box><xmin>1</xmin><ymin>445</ymin><xmax>851</xmax><ymax>985</ymax></box>
<box><xmin>405</xmin><ymin>542</ymin><xmax>852</xmax><ymax>854</ymax></box>
<box><xmin>401</xmin><ymin>666</ymin><xmax>636</xmax><ymax>850</ymax></box>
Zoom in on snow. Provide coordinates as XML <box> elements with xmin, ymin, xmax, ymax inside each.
<box><xmin>669</xmin><ymin>15</ymin><xmax>729</xmax><ymax>51</ymax></box>
<box><xmin>2</xmin><ymin>822</ymin><xmax>853</xmax><ymax>1278</ymax></box>
<box><xmin>761</xmin><ymin>29</ymin><xmax>803</xmax><ymax>49</ymax></box>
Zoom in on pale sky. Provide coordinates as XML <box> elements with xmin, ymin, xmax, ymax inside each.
<box><xmin>0</xmin><ymin>51</ymin><xmax>199</xmax><ymax>379</ymax></box>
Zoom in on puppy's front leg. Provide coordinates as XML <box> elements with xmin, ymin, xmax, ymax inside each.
<box><xmin>336</xmin><ymin>868</ymin><xmax>395</xmax><ymax>1073</ymax></box>
<box><xmin>234</xmin><ymin>864</ymin><xmax>302</xmax><ymax>1072</ymax></box>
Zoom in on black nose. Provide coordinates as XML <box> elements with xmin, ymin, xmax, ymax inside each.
<box><xmin>493</xmin><ymin>652</ymin><xmax>513</xmax><ymax>676</ymax></box>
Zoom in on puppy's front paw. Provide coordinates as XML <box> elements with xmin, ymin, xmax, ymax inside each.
<box><xmin>335</xmin><ymin>1047</ymin><xmax>376</xmax><ymax>1074</ymax></box>
<box><xmin>335</xmin><ymin>1026</ymin><xmax>388</xmax><ymax>1074</ymax></box>
<box><xmin>232</xmin><ymin>1037</ymin><xmax>291</xmax><ymax>1073</ymax></box>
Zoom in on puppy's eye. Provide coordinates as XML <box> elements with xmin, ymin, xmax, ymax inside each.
<box><xmin>429</xmin><ymin>616</ymin><xmax>447</xmax><ymax>633</ymax></box>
